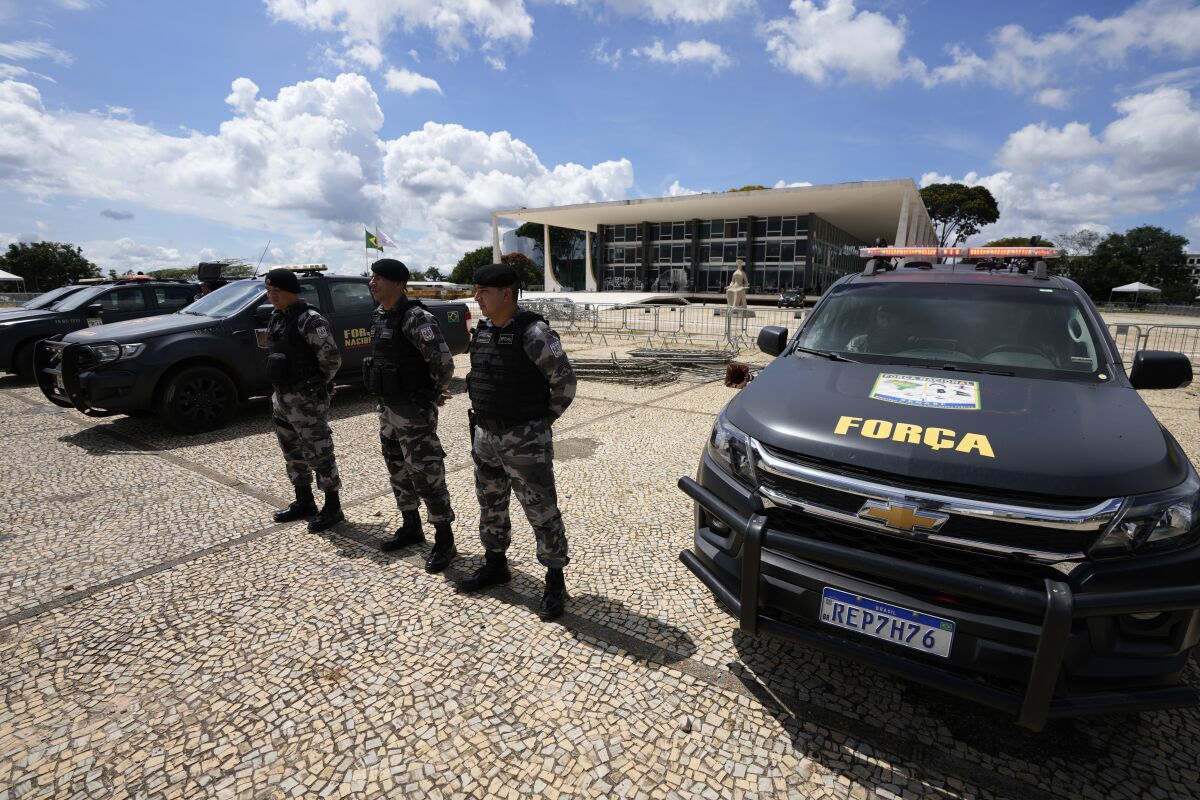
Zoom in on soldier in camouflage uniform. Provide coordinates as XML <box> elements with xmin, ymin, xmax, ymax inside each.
<box><xmin>457</xmin><ymin>263</ymin><xmax>577</xmax><ymax>621</ymax></box>
<box><xmin>264</xmin><ymin>268</ymin><xmax>345</xmax><ymax>533</ymax></box>
<box><xmin>366</xmin><ymin>258</ymin><xmax>458</xmax><ymax>572</ymax></box>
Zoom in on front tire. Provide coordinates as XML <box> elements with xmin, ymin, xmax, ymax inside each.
<box><xmin>13</xmin><ymin>341</ymin><xmax>36</xmax><ymax>381</ymax></box>
<box><xmin>156</xmin><ymin>366</ymin><xmax>237</xmax><ymax>433</ymax></box>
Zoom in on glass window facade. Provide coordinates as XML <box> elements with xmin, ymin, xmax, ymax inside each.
<box><xmin>598</xmin><ymin>212</ymin><xmax>864</xmax><ymax>294</ymax></box>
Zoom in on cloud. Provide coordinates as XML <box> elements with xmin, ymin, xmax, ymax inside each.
<box><xmin>1187</xmin><ymin>214</ymin><xmax>1200</xmax><ymax>250</ymax></box>
<box><xmin>632</xmin><ymin>39</ymin><xmax>731</xmax><ymax>72</ymax></box>
<box><xmin>383</xmin><ymin>67</ymin><xmax>442</xmax><ymax>95</ymax></box>
<box><xmin>0</xmin><ymin>63</ymin><xmax>52</xmax><ymax>82</ymax></box>
<box><xmin>773</xmin><ymin>179</ymin><xmax>813</xmax><ymax>188</ymax></box>
<box><xmin>100</xmin><ymin>209</ymin><xmax>134</xmax><ymax>221</ymax></box>
<box><xmin>761</xmin><ymin>0</ymin><xmax>920</xmax><ymax>87</ymax></box>
<box><xmin>592</xmin><ymin>39</ymin><xmax>622</xmax><ymax>68</ymax></box>
<box><xmin>921</xmin><ymin>0</ymin><xmax>1200</xmax><ymax>92</ymax></box>
<box><xmin>923</xmin><ymin>86</ymin><xmax>1200</xmax><ymax>242</ymax></box>
<box><xmin>587</xmin><ymin>0</ymin><xmax>752</xmax><ymax>24</ymax></box>
<box><xmin>0</xmin><ymin>39</ymin><xmax>72</xmax><ymax>64</ymax></box>
<box><xmin>1033</xmin><ymin>88</ymin><xmax>1071</xmax><ymax>109</ymax></box>
<box><xmin>382</xmin><ymin>121</ymin><xmax>633</xmax><ymax>262</ymax></box>
<box><xmin>0</xmin><ymin>73</ymin><xmax>635</xmax><ymax>268</ymax></box>
<box><xmin>262</xmin><ymin>0</ymin><xmax>533</xmax><ymax>56</ymax></box>
<box><xmin>665</xmin><ymin>180</ymin><xmax>701</xmax><ymax>196</ymax></box>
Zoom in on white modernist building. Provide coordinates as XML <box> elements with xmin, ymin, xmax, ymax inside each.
<box><xmin>491</xmin><ymin>179</ymin><xmax>936</xmax><ymax>295</ymax></box>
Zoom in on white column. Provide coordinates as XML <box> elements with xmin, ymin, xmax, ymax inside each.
<box><xmin>894</xmin><ymin>191</ymin><xmax>911</xmax><ymax>246</ymax></box>
<box><xmin>491</xmin><ymin>215</ymin><xmax>501</xmax><ymax>263</ymax></box>
<box><xmin>584</xmin><ymin>230</ymin><xmax>597</xmax><ymax>291</ymax></box>
<box><xmin>543</xmin><ymin>223</ymin><xmax>564</xmax><ymax>291</ymax></box>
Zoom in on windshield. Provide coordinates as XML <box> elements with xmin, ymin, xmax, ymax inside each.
<box><xmin>797</xmin><ymin>282</ymin><xmax>1106</xmax><ymax>379</ymax></box>
<box><xmin>51</xmin><ymin>285</ymin><xmax>109</xmax><ymax>311</ymax></box>
<box><xmin>182</xmin><ymin>280</ymin><xmax>264</xmax><ymax>318</ymax></box>
<box><xmin>22</xmin><ymin>286</ymin><xmax>83</xmax><ymax>309</ymax></box>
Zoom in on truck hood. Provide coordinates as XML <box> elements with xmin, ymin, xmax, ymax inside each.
<box><xmin>61</xmin><ymin>313</ymin><xmax>219</xmax><ymax>343</ymax></box>
<box><xmin>727</xmin><ymin>356</ymin><xmax>1189</xmax><ymax>500</ymax></box>
<box><xmin>0</xmin><ymin>309</ymin><xmax>55</xmax><ymax>323</ymax></box>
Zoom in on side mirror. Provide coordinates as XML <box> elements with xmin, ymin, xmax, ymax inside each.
<box><xmin>1129</xmin><ymin>350</ymin><xmax>1192</xmax><ymax>390</ymax></box>
<box><xmin>86</xmin><ymin>303</ymin><xmax>102</xmax><ymax>318</ymax></box>
<box><xmin>255</xmin><ymin>304</ymin><xmax>274</xmax><ymax>324</ymax></box>
<box><xmin>758</xmin><ymin>325</ymin><xmax>788</xmax><ymax>357</ymax></box>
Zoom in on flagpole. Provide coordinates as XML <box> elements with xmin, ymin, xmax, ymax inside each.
<box><xmin>364</xmin><ymin>224</ymin><xmax>369</xmax><ymax>276</ymax></box>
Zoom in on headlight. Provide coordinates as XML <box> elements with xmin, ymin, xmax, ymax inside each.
<box><xmin>1092</xmin><ymin>470</ymin><xmax>1200</xmax><ymax>557</ymax></box>
<box><xmin>706</xmin><ymin>410</ymin><xmax>757</xmax><ymax>487</ymax></box>
<box><xmin>88</xmin><ymin>343</ymin><xmax>145</xmax><ymax>364</ymax></box>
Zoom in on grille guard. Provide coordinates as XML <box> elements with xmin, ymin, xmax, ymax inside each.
<box><xmin>678</xmin><ymin>474</ymin><xmax>1200</xmax><ymax>731</ymax></box>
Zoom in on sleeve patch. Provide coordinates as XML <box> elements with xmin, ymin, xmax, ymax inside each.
<box><xmin>418</xmin><ymin>324</ymin><xmax>436</xmax><ymax>342</ymax></box>
<box><xmin>549</xmin><ymin>339</ymin><xmax>563</xmax><ymax>356</ymax></box>
<box><xmin>313</xmin><ymin>324</ymin><xmax>329</xmax><ymax>339</ymax></box>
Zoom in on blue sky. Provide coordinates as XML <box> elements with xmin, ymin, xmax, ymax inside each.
<box><xmin>1</xmin><ymin>0</ymin><xmax>1198</xmax><ymax>274</ymax></box>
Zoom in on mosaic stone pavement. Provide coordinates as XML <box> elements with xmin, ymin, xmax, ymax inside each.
<box><xmin>2</xmin><ymin>341</ymin><xmax>1199</xmax><ymax>800</ymax></box>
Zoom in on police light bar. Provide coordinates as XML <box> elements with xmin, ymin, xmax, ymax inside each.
<box><xmin>276</xmin><ymin>264</ymin><xmax>327</xmax><ymax>272</ymax></box>
<box><xmin>859</xmin><ymin>246</ymin><xmax>1062</xmax><ymax>259</ymax></box>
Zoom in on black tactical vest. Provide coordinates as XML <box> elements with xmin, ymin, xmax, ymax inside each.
<box><xmin>467</xmin><ymin>310</ymin><xmax>550</xmax><ymax>421</ymax></box>
<box><xmin>367</xmin><ymin>297</ymin><xmax>434</xmax><ymax>397</ymax></box>
<box><xmin>267</xmin><ymin>301</ymin><xmax>322</xmax><ymax>387</ymax></box>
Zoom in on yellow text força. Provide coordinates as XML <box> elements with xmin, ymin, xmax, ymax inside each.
<box><xmin>833</xmin><ymin>416</ymin><xmax>995</xmax><ymax>458</ymax></box>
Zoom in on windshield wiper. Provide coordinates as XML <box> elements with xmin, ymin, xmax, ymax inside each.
<box><xmin>897</xmin><ymin>362</ymin><xmax>1014</xmax><ymax>377</ymax></box>
<box><xmin>793</xmin><ymin>346</ymin><xmax>857</xmax><ymax>363</ymax></box>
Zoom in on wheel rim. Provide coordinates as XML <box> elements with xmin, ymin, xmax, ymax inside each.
<box><xmin>176</xmin><ymin>376</ymin><xmax>228</xmax><ymax>424</ymax></box>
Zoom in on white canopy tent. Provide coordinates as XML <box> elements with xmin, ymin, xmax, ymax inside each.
<box><xmin>0</xmin><ymin>269</ymin><xmax>25</xmax><ymax>292</ymax></box>
<box><xmin>1109</xmin><ymin>281</ymin><xmax>1161</xmax><ymax>304</ymax></box>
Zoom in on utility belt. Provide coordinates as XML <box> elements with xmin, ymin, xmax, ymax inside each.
<box><xmin>468</xmin><ymin>409</ymin><xmax>538</xmax><ymax>433</ymax></box>
<box><xmin>267</xmin><ymin>352</ymin><xmax>323</xmax><ymax>391</ymax></box>
<box><xmin>363</xmin><ymin>357</ymin><xmax>431</xmax><ymax>402</ymax></box>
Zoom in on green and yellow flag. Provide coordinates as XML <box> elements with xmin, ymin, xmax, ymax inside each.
<box><xmin>365</xmin><ymin>230</ymin><xmax>384</xmax><ymax>251</ymax></box>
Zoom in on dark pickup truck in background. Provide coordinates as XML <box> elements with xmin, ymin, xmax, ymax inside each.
<box><xmin>0</xmin><ymin>278</ymin><xmax>198</xmax><ymax>379</ymax></box>
<box><xmin>36</xmin><ymin>269</ymin><xmax>470</xmax><ymax>432</ymax></box>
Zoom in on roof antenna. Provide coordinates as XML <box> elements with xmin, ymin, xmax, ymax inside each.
<box><xmin>254</xmin><ymin>240</ymin><xmax>271</xmax><ymax>277</ymax></box>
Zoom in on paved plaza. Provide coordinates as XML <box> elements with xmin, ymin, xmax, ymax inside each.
<box><xmin>2</xmin><ymin>338</ymin><xmax>1199</xmax><ymax>800</ymax></box>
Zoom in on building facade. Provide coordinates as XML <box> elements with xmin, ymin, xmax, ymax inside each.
<box><xmin>492</xmin><ymin>179</ymin><xmax>936</xmax><ymax>296</ymax></box>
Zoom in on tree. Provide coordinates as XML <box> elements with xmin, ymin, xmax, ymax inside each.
<box><xmin>1074</xmin><ymin>226</ymin><xmax>1190</xmax><ymax>303</ymax></box>
<box><xmin>449</xmin><ymin>245</ymin><xmax>494</xmax><ymax>285</ymax></box>
<box><xmin>150</xmin><ymin>261</ymin><xmax>254</xmax><ymax>280</ymax></box>
<box><xmin>422</xmin><ymin>266</ymin><xmax>445</xmax><ymax>281</ymax></box>
<box><xmin>501</xmin><ymin>251</ymin><xmax>541</xmax><ymax>289</ymax></box>
<box><xmin>0</xmin><ymin>242</ymin><xmax>100</xmax><ymax>291</ymax></box>
<box><xmin>513</xmin><ymin>222</ymin><xmax>583</xmax><ymax>267</ymax></box>
<box><xmin>727</xmin><ymin>185</ymin><xmax>769</xmax><ymax>192</ymax></box>
<box><xmin>919</xmin><ymin>183</ymin><xmax>1000</xmax><ymax>248</ymax></box>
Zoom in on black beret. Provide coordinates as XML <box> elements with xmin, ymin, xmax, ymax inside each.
<box><xmin>371</xmin><ymin>258</ymin><xmax>410</xmax><ymax>282</ymax></box>
<box><xmin>264</xmin><ymin>268</ymin><xmax>301</xmax><ymax>293</ymax></box>
<box><xmin>474</xmin><ymin>263</ymin><xmax>519</xmax><ymax>287</ymax></box>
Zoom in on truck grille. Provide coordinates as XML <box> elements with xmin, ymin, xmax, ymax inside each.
<box><xmin>753</xmin><ymin>441</ymin><xmax>1121</xmax><ymax>562</ymax></box>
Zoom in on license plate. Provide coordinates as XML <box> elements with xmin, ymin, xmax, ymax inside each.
<box><xmin>55</xmin><ymin>374</ymin><xmax>65</xmax><ymax>392</ymax></box>
<box><xmin>87</xmin><ymin>318</ymin><xmax>102</xmax><ymax>327</ymax></box>
<box><xmin>820</xmin><ymin>587</ymin><xmax>955</xmax><ymax>658</ymax></box>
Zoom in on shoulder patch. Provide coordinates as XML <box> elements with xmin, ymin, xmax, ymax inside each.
<box><xmin>549</xmin><ymin>339</ymin><xmax>563</xmax><ymax>357</ymax></box>
<box><xmin>418</xmin><ymin>324</ymin><xmax>436</xmax><ymax>342</ymax></box>
<box><xmin>312</xmin><ymin>324</ymin><xmax>329</xmax><ymax>339</ymax></box>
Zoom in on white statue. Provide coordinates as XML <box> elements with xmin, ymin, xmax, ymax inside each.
<box><xmin>725</xmin><ymin>259</ymin><xmax>748</xmax><ymax>308</ymax></box>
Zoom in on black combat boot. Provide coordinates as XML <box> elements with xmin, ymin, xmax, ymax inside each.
<box><xmin>456</xmin><ymin>550</ymin><xmax>511</xmax><ymax>593</ymax></box>
<box><xmin>424</xmin><ymin>522</ymin><xmax>457</xmax><ymax>574</ymax></box>
<box><xmin>380</xmin><ymin>509</ymin><xmax>424</xmax><ymax>551</ymax></box>
<box><xmin>273</xmin><ymin>484</ymin><xmax>317</xmax><ymax>523</ymax></box>
<box><xmin>537</xmin><ymin>568</ymin><xmax>567</xmax><ymax>621</ymax></box>
<box><xmin>308</xmin><ymin>490</ymin><xmax>344</xmax><ymax>532</ymax></box>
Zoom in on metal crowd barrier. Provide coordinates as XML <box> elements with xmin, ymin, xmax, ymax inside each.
<box><xmin>518</xmin><ymin>299</ymin><xmax>805</xmax><ymax>350</ymax></box>
<box><xmin>1106</xmin><ymin>323</ymin><xmax>1200</xmax><ymax>368</ymax></box>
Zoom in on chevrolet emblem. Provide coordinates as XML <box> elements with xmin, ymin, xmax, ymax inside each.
<box><xmin>858</xmin><ymin>500</ymin><xmax>948</xmax><ymax>532</ymax></box>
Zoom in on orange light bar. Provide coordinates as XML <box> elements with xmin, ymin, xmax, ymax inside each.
<box><xmin>859</xmin><ymin>246</ymin><xmax>1061</xmax><ymax>259</ymax></box>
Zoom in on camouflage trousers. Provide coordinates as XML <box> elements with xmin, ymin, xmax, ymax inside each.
<box><xmin>472</xmin><ymin>418</ymin><xmax>568</xmax><ymax>569</ymax></box>
<box><xmin>272</xmin><ymin>385</ymin><xmax>340</xmax><ymax>492</ymax></box>
<box><xmin>378</xmin><ymin>400</ymin><xmax>454</xmax><ymax>523</ymax></box>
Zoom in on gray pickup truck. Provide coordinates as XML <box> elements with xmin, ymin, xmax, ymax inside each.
<box><xmin>36</xmin><ymin>270</ymin><xmax>470</xmax><ymax>433</ymax></box>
